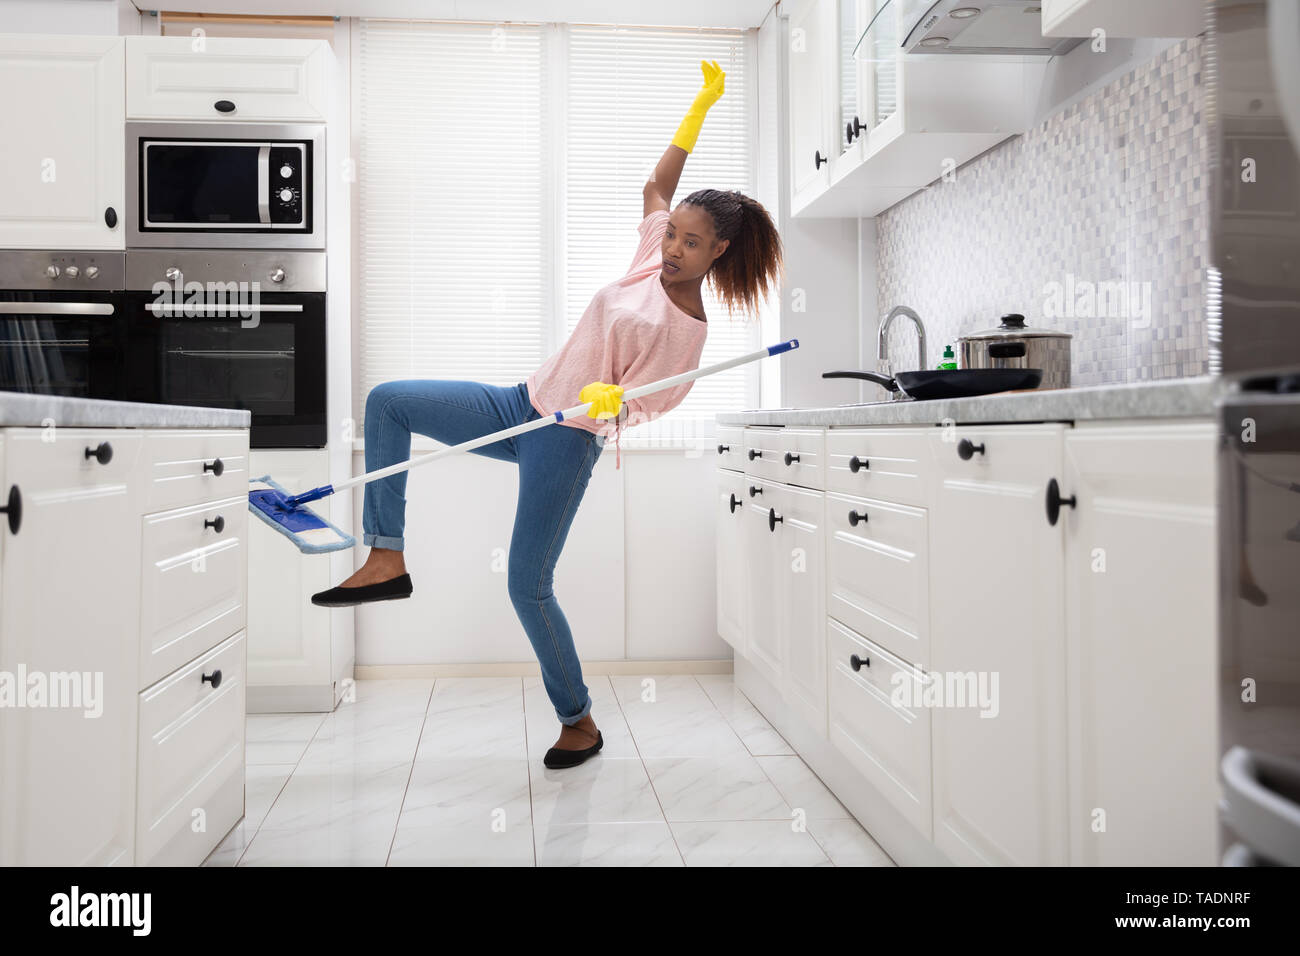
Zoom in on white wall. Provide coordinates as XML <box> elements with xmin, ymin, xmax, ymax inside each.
<box><xmin>0</xmin><ymin>0</ymin><xmax>141</xmax><ymax>34</ymax></box>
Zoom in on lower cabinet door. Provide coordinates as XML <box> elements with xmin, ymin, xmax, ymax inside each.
<box><xmin>743</xmin><ymin>478</ymin><xmax>784</xmax><ymax>690</ymax></box>
<box><xmin>0</xmin><ymin>430</ymin><xmax>142</xmax><ymax>866</ymax></box>
<box><xmin>778</xmin><ymin>482</ymin><xmax>826</xmax><ymax>737</ymax></box>
<box><xmin>928</xmin><ymin>425</ymin><xmax>1068</xmax><ymax>866</ymax></box>
<box><xmin>136</xmin><ymin>630</ymin><xmax>246</xmax><ymax>866</ymax></box>
<box><xmin>716</xmin><ymin>468</ymin><xmax>748</xmax><ymax>654</ymax></box>
<box><xmin>828</xmin><ymin>617</ymin><xmax>932</xmax><ymax>836</ymax></box>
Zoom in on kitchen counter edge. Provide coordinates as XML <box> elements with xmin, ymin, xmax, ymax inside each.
<box><xmin>0</xmin><ymin>393</ymin><xmax>251</xmax><ymax>429</ymax></box>
<box><xmin>716</xmin><ymin>376</ymin><xmax>1228</xmax><ymax>427</ymax></box>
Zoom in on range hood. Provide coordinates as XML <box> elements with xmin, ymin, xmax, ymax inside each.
<box><xmin>900</xmin><ymin>0</ymin><xmax>1083</xmax><ymax>56</ymax></box>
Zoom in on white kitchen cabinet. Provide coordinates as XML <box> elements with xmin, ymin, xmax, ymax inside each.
<box><xmin>773</xmin><ymin>480</ymin><xmax>827</xmax><ymax>736</ymax></box>
<box><xmin>1062</xmin><ymin>422</ymin><xmax>1218</xmax><ymax>866</ymax></box>
<box><xmin>0</xmin><ymin>35</ymin><xmax>124</xmax><ymax>249</ymax></box>
<box><xmin>0</xmin><ymin>429</ymin><xmax>142</xmax><ymax>866</ymax></box>
<box><xmin>742</xmin><ymin>476</ymin><xmax>784</xmax><ymax>690</ymax></box>
<box><xmin>928</xmin><ymin>424</ymin><xmax>1068</xmax><ymax>866</ymax></box>
<box><xmin>125</xmin><ymin>35</ymin><xmax>330</xmax><ymax>122</ymax></box>
<box><xmin>1042</xmin><ymin>0</ymin><xmax>1206</xmax><ymax>39</ymax></box>
<box><xmin>788</xmin><ymin>0</ymin><xmax>835</xmax><ymax>209</ymax></box>
<box><xmin>715</xmin><ymin>467</ymin><xmax>748</xmax><ymax>654</ymax></box>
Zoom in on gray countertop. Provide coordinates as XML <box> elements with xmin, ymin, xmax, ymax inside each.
<box><xmin>717</xmin><ymin>376</ymin><xmax>1228</xmax><ymax>427</ymax></box>
<box><xmin>0</xmin><ymin>393</ymin><xmax>251</xmax><ymax>429</ymax></box>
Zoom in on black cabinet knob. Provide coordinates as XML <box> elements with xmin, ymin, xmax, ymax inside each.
<box><xmin>728</xmin><ymin>493</ymin><xmax>741</xmax><ymax>514</ymax></box>
<box><xmin>84</xmin><ymin>441</ymin><xmax>113</xmax><ymax>465</ymax></box>
<box><xmin>850</xmin><ymin>653</ymin><xmax>870</xmax><ymax>671</ymax></box>
<box><xmin>748</xmin><ymin>448</ymin><xmax>762</xmax><ymax>460</ymax></box>
<box><xmin>203</xmin><ymin>458</ymin><xmax>224</xmax><ymax>477</ymax></box>
<box><xmin>848</xmin><ymin>509</ymin><xmax>868</xmax><ymax>527</ymax></box>
<box><xmin>846</xmin><ymin>115</ymin><xmax>865</xmax><ymax>143</ymax></box>
<box><xmin>957</xmin><ymin>438</ymin><xmax>985</xmax><ymax>460</ymax></box>
<box><xmin>717</xmin><ymin>443</ymin><xmax>731</xmax><ymax>455</ymax></box>
<box><xmin>205</xmin><ymin>515</ymin><xmax>225</xmax><ymax>534</ymax></box>
<box><xmin>214</xmin><ymin>99</ymin><xmax>236</xmax><ymax>113</ymax></box>
<box><xmin>104</xmin><ymin>206</ymin><xmax>117</xmax><ymax>228</ymax></box>
<box><xmin>784</xmin><ymin>451</ymin><xmax>800</xmax><ymax>466</ymax></box>
<box><xmin>0</xmin><ymin>485</ymin><xmax>21</xmax><ymax>535</ymax></box>
<box><xmin>1045</xmin><ymin>478</ymin><xmax>1077</xmax><ymax>526</ymax></box>
<box><xmin>201</xmin><ymin>669</ymin><xmax>223</xmax><ymax>689</ymax></box>
<box><xmin>815</xmin><ymin>150</ymin><xmax>827</xmax><ymax>169</ymax></box>
<box><xmin>768</xmin><ymin>508</ymin><xmax>783</xmax><ymax>533</ymax></box>
<box><xmin>848</xmin><ymin>455</ymin><xmax>869</xmax><ymax>473</ymax></box>
<box><xmin>748</xmin><ymin>485</ymin><xmax>763</xmax><ymax>497</ymax></box>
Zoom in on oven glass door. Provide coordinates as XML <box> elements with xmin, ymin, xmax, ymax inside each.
<box><xmin>125</xmin><ymin>291</ymin><xmax>325</xmax><ymax>447</ymax></box>
<box><xmin>141</xmin><ymin>140</ymin><xmax>309</xmax><ymax>231</ymax></box>
<box><xmin>0</xmin><ymin>293</ymin><xmax>124</xmax><ymax>398</ymax></box>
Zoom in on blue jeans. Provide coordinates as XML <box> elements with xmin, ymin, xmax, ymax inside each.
<box><xmin>361</xmin><ymin>379</ymin><xmax>606</xmax><ymax>726</ymax></box>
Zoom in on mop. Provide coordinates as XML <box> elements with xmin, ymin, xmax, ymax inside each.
<box><xmin>249</xmin><ymin>339</ymin><xmax>800</xmax><ymax>554</ymax></box>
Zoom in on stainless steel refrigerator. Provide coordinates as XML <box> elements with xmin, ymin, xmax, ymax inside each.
<box><xmin>1212</xmin><ymin>0</ymin><xmax>1300</xmax><ymax>866</ymax></box>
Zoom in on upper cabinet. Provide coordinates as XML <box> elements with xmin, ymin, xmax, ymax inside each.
<box><xmin>0</xmin><ymin>35</ymin><xmax>125</xmax><ymax>249</ymax></box>
<box><xmin>125</xmin><ymin>36</ymin><xmax>330</xmax><ymax>123</ymax></box>
<box><xmin>788</xmin><ymin>0</ymin><xmax>1046</xmax><ymax>217</ymax></box>
<box><xmin>1042</xmin><ymin>0</ymin><xmax>1206</xmax><ymax>39</ymax></box>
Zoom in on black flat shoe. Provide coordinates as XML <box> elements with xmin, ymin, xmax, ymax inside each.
<box><xmin>544</xmin><ymin>730</ymin><xmax>603</xmax><ymax>769</ymax></box>
<box><xmin>311</xmin><ymin>572</ymin><xmax>413</xmax><ymax>607</ymax></box>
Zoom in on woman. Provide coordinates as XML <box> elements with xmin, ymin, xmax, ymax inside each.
<box><xmin>311</xmin><ymin>59</ymin><xmax>783</xmax><ymax>769</ymax></box>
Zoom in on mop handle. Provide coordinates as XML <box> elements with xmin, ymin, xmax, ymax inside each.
<box><xmin>286</xmin><ymin>338</ymin><xmax>798</xmax><ymax>507</ymax></box>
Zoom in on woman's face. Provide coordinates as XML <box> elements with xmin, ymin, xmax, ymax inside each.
<box><xmin>661</xmin><ymin>204</ymin><xmax>729</xmax><ymax>287</ymax></box>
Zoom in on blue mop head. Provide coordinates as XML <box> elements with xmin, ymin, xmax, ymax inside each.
<box><xmin>248</xmin><ymin>475</ymin><xmax>356</xmax><ymax>554</ymax></box>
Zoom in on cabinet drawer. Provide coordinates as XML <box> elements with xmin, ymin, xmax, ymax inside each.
<box><xmin>826</xmin><ymin>428</ymin><xmax>930</xmax><ymax>506</ymax></box>
<box><xmin>137</xmin><ymin>630</ymin><xmax>245</xmax><ymax>866</ymax></box>
<box><xmin>140</xmin><ymin>495</ymin><xmax>246</xmax><ymax>689</ymax></box>
<box><xmin>143</xmin><ymin>430</ymin><xmax>248</xmax><ymax>513</ymax></box>
<box><xmin>744</xmin><ymin>426</ymin><xmax>825</xmax><ymax>490</ymax></box>
<box><xmin>827</xmin><ymin>617</ymin><xmax>932</xmax><ymax>838</ymax></box>
<box><xmin>929</xmin><ymin>424</ymin><xmax>1065</xmax><ymax>485</ymax></box>
<box><xmin>714</xmin><ymin>424</ymin><xmax>745</xmax><ymax>472</ymax></box>
<box><xmin>826</xmin><ymin>490</ymin><xmax>930</xmax><ymax>669</ymax></box>
<box><xmin>1</xmin><ymin>428</ymin><xmax>141</xmax><ymax>497</ymax></box>
<box><xmin>126</xmin><ymin>36</ymin><xmax>329</xmax><ymax>122</ymax></box>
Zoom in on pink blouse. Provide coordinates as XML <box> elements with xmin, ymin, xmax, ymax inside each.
<box><xmin>526</xmin><ymin>209</ymin><xmax>707</xmax><ymax>469</ymax></box>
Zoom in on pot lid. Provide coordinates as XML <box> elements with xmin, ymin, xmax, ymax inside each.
<box><xmin>959</xmin><ymin>313</ymin><xmax>1073</xmax><ymax>341</ymax></box>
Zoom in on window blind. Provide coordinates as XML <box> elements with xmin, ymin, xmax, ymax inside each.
<box><xmin>564</xmin><ymin>24</ymin><xmax>757</xmax><ymax>441</ymax></box>
<box><xmin>356</xmin><ymin>19</ymin><xmax>547</xmax><ymax>417</ymax></box>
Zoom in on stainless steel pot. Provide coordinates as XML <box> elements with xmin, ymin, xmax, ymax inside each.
<box><xmin>957</xmin><ymin>314</ymin><xmax>1072</xmax><ymax>389</ymax></box>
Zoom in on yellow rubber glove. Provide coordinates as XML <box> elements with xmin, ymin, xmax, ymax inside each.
<box><xmin>580</xmin><ymin>381</ymin><xmax>624</xmax><ymax>420</ymax></box>
<box><xmin>671</xmin><ymin>59</ymin><xmax>726</xmax><ymax>153</ymax></box>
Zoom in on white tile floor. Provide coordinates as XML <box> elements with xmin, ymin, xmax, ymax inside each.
<box><xmin>203</xmin><ymin>674</ymin><xmax>896</xmax><ymax>867</ymax></box>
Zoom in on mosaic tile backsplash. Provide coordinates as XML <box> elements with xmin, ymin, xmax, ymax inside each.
<box><xmin>875</xmin><ymin>37</ymin><xmax>1208</xmax><ymax>386</ymax></box>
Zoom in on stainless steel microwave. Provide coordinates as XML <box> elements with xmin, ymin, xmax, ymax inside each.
<box><xmin>125</xmin><ymin>121</ymin><xmax>325</xmax><ymax>249</ymax></box>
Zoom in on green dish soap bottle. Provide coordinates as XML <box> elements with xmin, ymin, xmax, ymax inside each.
<box><xmin>938</xmin><ymin>345</ymin><xmax>957</xmax><ymax>370</ymax></box>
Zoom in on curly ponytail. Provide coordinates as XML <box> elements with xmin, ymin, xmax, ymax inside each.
<box><xmin>681</xmin><ymin>188</ymin><xmax>783</xmax><ymax>318</ymax></box>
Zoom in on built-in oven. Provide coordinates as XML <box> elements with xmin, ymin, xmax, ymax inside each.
<box><xmin>126</xmin><ymin>121</ymin><xmax>325</xmax><ymax>249</ymax></box>
<box><xmin>0</xmin><ymin>251</ymin><xmax>125</xmax><ymax>400</ymax></box>
<box><xmin>123</xmin><ymin>250</ymin><xmax>326</xmax><ymax>447</ymax></box>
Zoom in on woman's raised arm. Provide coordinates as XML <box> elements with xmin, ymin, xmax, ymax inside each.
<box><xmin>643</xmin><ymin>59</ymin><xmax>725</xmax><ymax>218</ymax></box>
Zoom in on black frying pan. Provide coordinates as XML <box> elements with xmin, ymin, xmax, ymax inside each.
<box><xmin>823</xmin><ymin>368</ymin><xmax>1043</xmax><ymax>401</ymax></box>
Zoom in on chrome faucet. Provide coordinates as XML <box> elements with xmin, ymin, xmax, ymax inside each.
<box><xmin>878</xmin><ymin>305</ymin><xmax>927</xmax><ymax>399</ymax></box>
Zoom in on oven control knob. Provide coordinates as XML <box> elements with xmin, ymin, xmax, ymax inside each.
<box><xmin>279</xmin><ymin>188</ymin><xmax>294</xmax><ymax>202</ymax></box>
<box><xmin>269</xmin><ymin>267</ymin><xmax>285</xmax><ymax>283</ymax></box>
<box><xmin>85</xmin><ymin>266</ymin><xmax>99</xmax><ymax>279</ymax></box>
<box><xmin>165</xmin><ymin>267</ymin><xmax>181</xmax><ymax>281</ymax></box>
<box><xmin>45</xmin><ymin>265</ymin><xmax>59</xmax><ymax>279</ymax></box>
<box><xmin>64</xmin><ymin>265</ymin><xmax>79</xmax><ymax>278</ymax></box>
<box><xmin>280</xmin><ymin>164</ymin><xmax>293</xmax><ymax>178</ymax></box>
